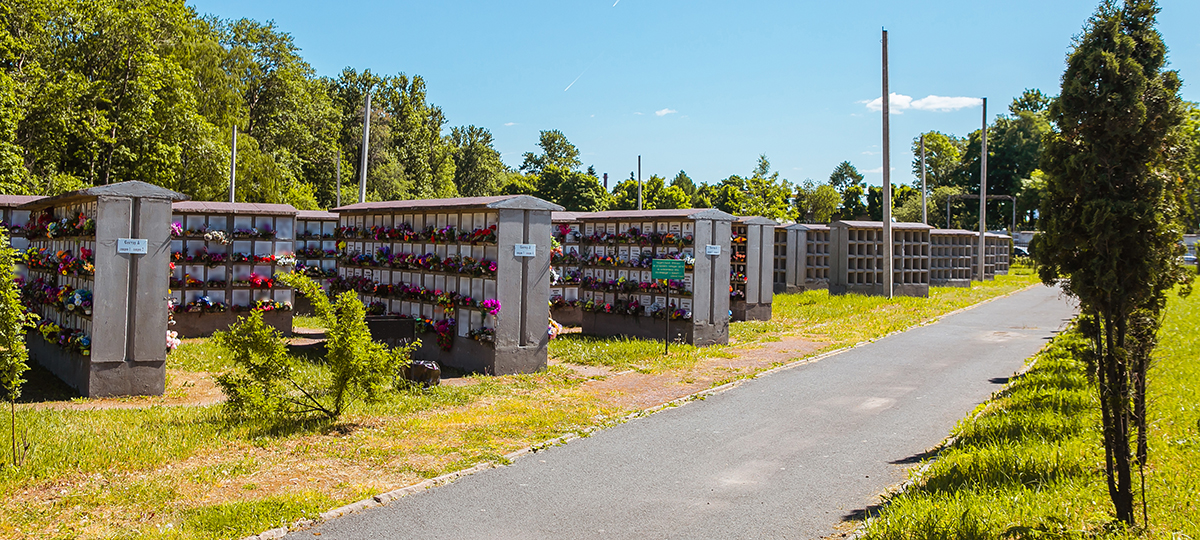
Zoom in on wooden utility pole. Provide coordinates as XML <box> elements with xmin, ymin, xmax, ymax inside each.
<box><xmin>882</xmin><ymin>29</ymin><xmax>893</xmax><ymax>298</ymax></box>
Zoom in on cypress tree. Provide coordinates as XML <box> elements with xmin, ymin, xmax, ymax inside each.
<box><xmin>1035</xmin><ymin>0</ymin><xmax>1191</xmax><ymax>525</ymax></box>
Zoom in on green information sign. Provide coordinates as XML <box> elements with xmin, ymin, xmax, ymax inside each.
<box><xmin>651</xmin><ymin>259</ymin><xmax>685</xmax><ymax>280</ymax></box>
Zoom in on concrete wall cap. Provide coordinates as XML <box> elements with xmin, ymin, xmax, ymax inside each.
<box><xmin>577</xmin><ymin>208</ymin><xmax>737</xmax><ymax>222</ymax></box>
<box><xmin>332</xmin><ymin>195</ymin><xmax>563</xmax><ymax>214</ymax></box>
<box><xmin>0</xmin><ymin>195</ymin><xmax>45</xmax><ymax>208</ymax></box>
<box><xmin>784</xmin><ymin>223</ymin><xmax>831</xmax><ymax>231</ymax></box>
<box><xmin>295</xmin><ymin>210</ymin><xmax>339</xmax><ymax>221</ymax></box>
<box><xmin>551</xmin><ymin>211</ymin><xmax>589</xmax><ymax>223</ymax></box>
<box><xmin>736</xmin><ymin>216</ymin><xmax>780</xmax><ymax>226</ymax></box>
<box><xmin>172</xmin><ymin>201</ymin><xmax>299</xmax><ymax>216</ymax></box>
<box><xmin>931</xmin><ymin>228</ymin><xmax>979</xmax><ymax>236</ymax></box>
<box><xmin>20</xmin><ymin>181</ymin><xmax>188</xmax><ymax>210</ymax></box>
<box><xmin>831</xmin><ymin>220</ymin><xmax>934</xmax><ymax>231</ymax></box>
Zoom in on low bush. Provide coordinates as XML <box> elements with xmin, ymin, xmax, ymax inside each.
<box><xmin>215</xmin><ymin>273</ymin><xmax>416</xmax><ymax>421</ymax></box>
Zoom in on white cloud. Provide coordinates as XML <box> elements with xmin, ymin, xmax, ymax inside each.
<box><xmin>861</xmin><ymin>151</ymin><xmax>880</xmax><ymax>156</ymax></box>
<box><xmin>863</xmin><ymin>166</ymin><xmax>897</xmax><ymax>174</ymax></box>
<box><xmin>861</xmin><ymin>93</ymin><xmax>982</xmax><ymax>113</ymax></box>
<box><xmin>655</xmin><ymin>108</ymin><xmax>677</xmax><ymax>117</ymax></box>
<box><xmin>503</xmin><ymin>122</ymin><xmax>516</xmax><ymax>126</ymax></box>
<box><xmin>633</xmin><ymin>112</ymin><xmax>643</xmax><ymax>116</ymax></box>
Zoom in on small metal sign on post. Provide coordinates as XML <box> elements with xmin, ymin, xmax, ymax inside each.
<box><xmin>651</xmin><ymin>259</ymin><xmax>685</xmax><ymax>355</ymax></box>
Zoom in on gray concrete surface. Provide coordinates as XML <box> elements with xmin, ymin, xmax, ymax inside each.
<box><xmin>290</xmin><ymin>284</ymin><xmax>1077</xmax><ymax>540</ymax></box>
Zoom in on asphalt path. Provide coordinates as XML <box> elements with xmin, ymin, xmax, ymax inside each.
<box><xmin>291</xmin><ymin>284</ymin><xmax>1077</xmax><ymax>540</ymax></box>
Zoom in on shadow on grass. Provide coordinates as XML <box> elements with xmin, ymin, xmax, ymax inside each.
<box><xmin>889</xmin><ymin>446</ymin><xmax>941</xmax><ymax>465</ymax></box>
<box><xmin>841</xmin><ymin>503</ymin><xmax>885</xmax><ymax>523</ymax></box>
<box><xmin>14</xmin><ymin>362</ymin><xmax>80</xmax><ymax>403</ymax></box>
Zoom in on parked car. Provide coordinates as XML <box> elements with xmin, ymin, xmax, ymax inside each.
<box><xmin>1183</xmin><ymin>254</ymin><xmax>1198</xmax><ymax>265</ymax></box>
<box><xmin>1014</xmin><ymin>246</ymin><xmax>1029</xmax><ymax>258</ymax></box>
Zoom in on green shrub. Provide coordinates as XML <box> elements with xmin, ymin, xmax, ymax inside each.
<box><xmin>215</xmin><ymin>273</ymin><xmax>416</xmax><ymax>420</ymax></box>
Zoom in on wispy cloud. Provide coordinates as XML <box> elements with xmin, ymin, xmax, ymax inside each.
<box><xmin>863</xmin><ymin>166</ymin><xmax>897</xmax><ymax>174</ymax></box>
<box><xmin>860</xmin><ymin>93</ymin><xmax>982</xmax><ymax>113</ymax></box>
<box><xmin>655</xmin><ymin>108</ymin><xmax>677</xmax><ymax>117</ymax></box>
<box><xmin>503</xmin><ymin>122</ymin><xmax>516</xmax><ymax>126</ymax></box>
<box><xmin>633</xmin><ymin>112</ymin><xmax>643</xmax><ymax>116</ymax></box>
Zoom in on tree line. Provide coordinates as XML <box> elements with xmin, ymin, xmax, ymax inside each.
<box><xmin>2</xmin><ymin>0</ymin><xmax>1197</xmax><ymax>233</ymax></box>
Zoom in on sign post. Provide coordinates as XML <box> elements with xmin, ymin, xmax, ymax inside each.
<box><xmin>651</xmin><ymin>258</ymin><xmax>685</xmax><ymax>355</ymax></box>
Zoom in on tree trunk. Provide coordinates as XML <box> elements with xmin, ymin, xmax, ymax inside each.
<box><xmin>1102</xmin><ymin>313</ymin><xmax>1135</xmax><ymax>525</ymax></box>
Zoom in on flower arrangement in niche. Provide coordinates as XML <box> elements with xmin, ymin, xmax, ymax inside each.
<box><xmin>171</xmin><ymin>222</ymin><xmax>183</xmax><ymax>237</ymax></box>
<box><xmin>248</xmin><ymin>273</ymin><xmax>274</xmax><ymax>289</ymax></box>
<box><xmin>433</xmin><ymin>318</ymin><xmax>456</xmax><ymax>351</ymax></box>
<box><xmin>203</xmin><ymin>230</ymin><xmax>232</xmax><ymax>245</ymax></box>
<box><xmin>480</xmin><ymin>298</ymin><xmax>501</xmax><ymax>316</ymax></box>
<box><xmin>251</xmin><ymin>299</ymin><xmax>292</xmax><ymax>312</ymax></box>
<box><xmin>468</xmin><ymin>327</ymin><xmax>495</xmax><ymax>345</ymax></box>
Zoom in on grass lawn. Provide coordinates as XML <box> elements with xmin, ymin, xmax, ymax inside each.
<box><xmin>858</xmin><ymin>285</ymin><xmax>1200</xmax><ymax>539</ymax></box>
<box><xmin>0</xmin><ymin>270</ymin><xmax>1040</xmax><ymax>539</ymax></box>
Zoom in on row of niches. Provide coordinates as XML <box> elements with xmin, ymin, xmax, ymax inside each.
<box><xmin>347</xmin><ymin>293</ymin><xmax>495</xmax><ymax>343</ymax></box>
<box><xmin>171</xmin><ymin>288</ymin><xmax>294</xmax><ymax>314</ymax></box>
<box><xmin>565</xmin><ymin>221</ymin><xmax>698</xmax><ymax>246</ymax></box>
<box><xmin>847</xmin><ymin>243</ymin><xmax>931</xmax><ymax>257</ymax></box>
<box><xmin>336</xmin><ymin>241</ymin><xmax>500</xmax><ymax>277</ymax></box>
<box><xmin>293</xmin><ymin>241</ymin><xmax>339</xmax><ymax>259</ymax></box>
<box><xmin>171</xmin><ymin>239</ymin><xmax>297</xmax><ymax>264</ymax></box>
<box><xmin>845</xmin><ymin>229</ymin><xmax>928</xmax><ymax>243</ymax></box>
<box><xmin>23</xmin><ymin>274</ymin><xmax>94</xmax><ymax>324</ymax></box>
<box><xmin>172</xmin><ymin>214</ymin><xmax>295</xmax><ymax>241</ymax></box>
<box><xmin>171</xmin><ymin>264</ymin><xmax>289</xmax><ymax>289</ymax></box>
<box><xmin>932</xmin><ymin>237</ymin><xmax>976</xmax><ymax>246</ymax></box>
<box><xmin>21</xmin><ymin>240</ymin><xmax>97</xmax><ymax>278</ymax></box>
<box><xmin>336</xmin><ymin>212</ymin><xmax>499</xmax><ymax>244</ymax></box>
<box><xmin>578</xmin><ymin>290</ymin><xmax>695</xmax><ymax>319</ymax></box>
<box><xmin>568</xmin><ymin>268</ymin><xmax>695</xmax><ymax>295</ymax></box>
<box><xmin>335</xmin><ymin>266</ymin><xmax>499</xmax><ymax>313</ymax></box>
<box><xmin>846</xmin><ymin>270</ymin><xmax>931</xmax><ymax>285</ymax></box>
<box><xmin>20</xmin><ymin>202</ymin><xmax>98</xmax><ymax>240</ymax></box>
<box><xmin>297</xmin><ymin>220</ymin><xmax>338</xmax><ymax>239</ymax></box>
<box><xmin>328</xmin><ymin>268</ymin><xmax>500</xmax><ymax>343</ymax></box>
<box><xmin>847</xmin><ymin>257</ymin><xmax>931</xmax><ymax>271</ymax></box>
<box><xmin>552</xmin><ymin>244</ymin><xmax>695</xmax><ymax>269</ymax></box>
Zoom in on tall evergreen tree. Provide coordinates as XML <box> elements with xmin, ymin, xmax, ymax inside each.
<box><xmin>1035</xmin><ymin>0</ymin><xmax>1191</xmax><ymax>525</ymax></box>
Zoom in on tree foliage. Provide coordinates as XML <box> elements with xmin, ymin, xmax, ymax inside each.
<box><xmin>0</xmin><ymin>1</ymin><xmax>485</xmax><ymax>208</ymax></box>
<box><xmin>910</xmin><ymin>131</ymin><xmax>965</xmax><ymax>191</ymax></box>
<box><xmin>1034</xmin><ymin>0</ymin><xmax>1190</xmax><ymax>525</ymax></box>
<box><xmin>0</xmin><ymin>227</ymin><xmax>29</xmax><ymax>466</ymax></box>
<box><xmin>828</xmin><ymin>161</ymin><xmax>864</xmax><ymax>191</ymax></box>
<box><xmin>450</xmin><ymin>125</ymin><xmax>503</xmax><ymax>197</ymax></box>
<box><xmin>793</xmin><ymin>180</ymin><xmax>840</xmax><ymax>223</ymax></box>
<box><xmin>519</xmin><ymin>129</ymin><xmax>580</xmax><ymax>175</ymax></box>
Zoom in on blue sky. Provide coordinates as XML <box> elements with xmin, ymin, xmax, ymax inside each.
<box><xmin>188</xmin><ymin>0</ymin><xmax>1200</xmax><ymax>189</ymax></box>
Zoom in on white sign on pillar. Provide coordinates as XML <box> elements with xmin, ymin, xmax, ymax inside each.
<box><xmin>117</xmin><ymin>238</ymin><xmax>149</xmax><ymax>254</ymax></box>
